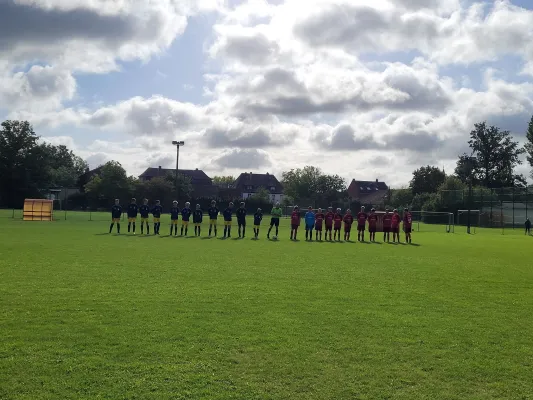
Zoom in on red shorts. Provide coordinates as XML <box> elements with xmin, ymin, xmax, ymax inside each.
<box><xmin>383</xmin><ymin>226</ymin><xmax>391</xmax><ymax>233</ymax></box>
<box><xmin>404</xmin><ymin>226</ymin><xmax>412</xmax><ymax>234</ymax></box>
<box><xmin>344</xmin><ymin>225</ymin><xmax>352</xmax><ymax>232</ymax></box>
<box><xmin>315</xmin><ymin>224</ymin><xmax>322</xmax><ymax>231</ymax></box>
<box><xmin>392</xmin><ymin>226</ymin><xmax>399</xmax><ymax>233</ymax></box>
<box><xmin>369</xmin><ymin>225</ymin><xmax>376</xmax><ymax>233</ymax></box>
<box><xmin>325</xmin><ymin>224</ymin><xmax>333</xmax><ymax>231</ymax></box>
<box><xmin>334</xmin><ymin>224</ymin><xmax>341</xmax><ymax>231</ymax></box>
<box><xmin>291</xmin><ymin>224</ymin><xmax>299</xmax><ymax>230</ymax></box>
<box><xmin>357</xmin><ymin>224</ymin><xmax>365</xmax><ymax>231</ymax></box>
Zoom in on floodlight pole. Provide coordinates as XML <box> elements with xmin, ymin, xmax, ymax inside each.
<box><xmin>172</xmin><ymin>140</ymin><xmax>185</xmax><ymax>200</ymax></box>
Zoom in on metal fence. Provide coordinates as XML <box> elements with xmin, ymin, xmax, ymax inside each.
<box><xmin>440</xmin><ymin>187</ymin><xmax>533</xmax><ymax>228</ymax></box>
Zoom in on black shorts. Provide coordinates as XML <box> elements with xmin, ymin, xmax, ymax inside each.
<box><xmin>383</xmin><ymin>227</ymin><xmax>390</xmax><ymax>233</ymax></box>
<box><xmin>237</xmin><ymin>219</ymin><xmax>246</xmax><ymax>226</ymax></box>
<box><xmin>392</xmin><ymin>227</ymin><xmax>399</xmax><ymax>234</ymax></box>
<box><xmin>325</xmin><ymin>225</ymin><xmax>332</xmax><ymax>231</ymax></box>
<box><xmin>357</xmin><ymin>224</ymin><xmax>365</xmax><ymax>232</ymax></box>
<box><xmin>369</xmin><ymin>227</ymin><xmax>376</xmax><ymax>233</ymax></box>
<box><xmin>291</xmin><ymin>224</ymin><xmax>299</xmax><ymax>230</ymax></box>
<box><xmin>404</xmin><ymin>226</ymin><xmax>412</xmax><ymax>234</ymax></box>
<box><xmin>270</xmin><ymin>218</ymin><xmax>280</xmax><ymax>227</ymax></box>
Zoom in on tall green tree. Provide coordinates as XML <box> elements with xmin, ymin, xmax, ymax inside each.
<box><xmin>85</xmin><ymin>161</ymin><xmax>132</xmax><ymax>206</ymax></box>
<box><xmin>212</xmin><ymin>176</ymin><xmax>235</xmax><ymax>188</ymax></box>
<box><xmin>455</xmin><ymin>122</ymin><xmax>525</xmax><ymax>188</ymax></box>
<box><xmin>0</xmin><ymin>120</ymin><xmax>49</xmax><ymax>206</ymax></box>
<box><xmin>524</xmin><ymin>115</ymin><xmax>533</xmax><ymax>178</ymax></box>
<box><xmin>409</xmin><ymin>166</ymin><xmax>446</xmax><ymax>195</ymax></box>
<box><xmin>281</xmin><ymin>166</ymin><xmax>346</xmax><ymax>204</ymax></box>
<box><xmin>250</xmin><ymin>186</ymin><xmax>271</xmax><ymax>203</ymax></box>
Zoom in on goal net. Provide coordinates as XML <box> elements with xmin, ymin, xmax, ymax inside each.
<box><xmin>409</xmin><ymin>211</ymin><xmax>454</xmax><ymax>233</ymax></box>
<box><xmin>457</xmin><ymin>210</ymin><xmax>481</xmax><ymax>233</ymax></box>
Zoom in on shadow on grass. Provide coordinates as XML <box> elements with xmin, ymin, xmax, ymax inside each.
<box><xmin>201</xmin><ymin>237</ymin><xmax>214</xmax><ymax>240</ymax></box>
<box><xmin>409</xmin><ymin>243</ymin><xmax>421</xmax><ymax>247</ymax></box>
<box><xmin>185</xmin><ymin>236</ymin><xmax>199</xmax><ymax>239</ymax></box>
<box><xmin>94</xmin><ymin>233</ymin><xmax>110</xmax><ymax>236</ymax></box>
<box><xmin>369</xmin><ymin>241</ymin><xmax>383</xmax><ymax>245</ymax></box>
<box><xmin>218</xmin><ymin>237</ymin><xmax>228</xmax><ymax>240</ymax></box>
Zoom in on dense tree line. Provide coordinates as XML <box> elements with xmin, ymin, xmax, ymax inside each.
<box><xmin>3</xmin><ymin>118</ymin><xmax>533</xmax><ymax>211</ymax></box>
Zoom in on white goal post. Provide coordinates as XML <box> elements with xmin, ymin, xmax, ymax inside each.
<box><xmin>409</xmin><ymin>211</ymin><xmax>455</xmax><ymax>233</ymax></box>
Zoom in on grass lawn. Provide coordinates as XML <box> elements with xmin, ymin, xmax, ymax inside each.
<box><xmin>1</xmin><ymin>215</ymin><xmax>533</xmax><ymax>399</ymax></box>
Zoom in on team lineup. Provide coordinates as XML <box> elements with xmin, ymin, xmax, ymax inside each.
<box><xmin>109</xmin><ymin>199</ymin><xmax>414</xmax><ymax>243</ymax></box>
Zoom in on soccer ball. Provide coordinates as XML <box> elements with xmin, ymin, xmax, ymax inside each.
<box><xmin>273</xmin><ymin>235</ymin><xmax>277</xmax><ymax>240</ymax></box>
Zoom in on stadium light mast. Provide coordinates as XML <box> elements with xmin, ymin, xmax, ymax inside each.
<box><xmin>466</xmin><ymin>156</ymin><xmax>477</xmax><ymax>234</ymax></box>
<box><xmin>172</xmin><ymin>140</ymin><xmax>185</xmax><ymax>199</ymax></box>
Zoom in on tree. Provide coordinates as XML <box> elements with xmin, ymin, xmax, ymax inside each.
<box><xmin>85</xmin><ymin>161</ymin><xmax>132</xmax><ymax>206</ymax></box>
<box><xmin>135</xmin><ymin>177</ymin><xmax>175</xmax><ymax>206</ymax></box>
<box><xmin>281</xmin><ymin>166</ymin><xmax>346</xmax><ymax>204</ymax></box>
<box><xmin>250</xmin><ymin>186</ymin><xmax>271</xmax><ymax>203</ymax></box>
<box><xmin>389</xmin><ymin>188</ymin><xmax>413</xmax><ymax>208</ymax></box>
<box><xmin>438</xmin><ymin>176</ymin><xmax>467</xmax><ymax>209</ymax></box>
<box><xmin>163</xmin><ymin>173</ymin><xmax>192</xmax><ymax>198</ymax></box>
<box><xmin>409</xmin><ymin>166</ymin><xmax>446</xmax><ymax>195</ymax></box>
<box><xmin>212</xmin><ymin>176</ymin><xmax>235</xmax><ymax>188</ymax></box>
<box><xmin>455</xmin><ymin>122</ymin><xmax>525</xmax><ymax>188</ymax></box>
<box><xmin>0</xmin><ymin>120</ymin><xmax>49</xmax><ymax>206</ymax></box>
<box><xmin>40</xmin><ymin>144</ymin><xmax>89</xmax><ymax>187</ymax></box>
<box><xmin>524</xmin><ymin>115</ymin><xmax>533</xmax><ymax>178</ymax></box>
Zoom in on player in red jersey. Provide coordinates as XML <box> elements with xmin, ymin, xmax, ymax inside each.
<box><xmin>343</xmin><ymin>209</ymin><xmax>354</xmax><ymax>241</ymax></box>
<box><xmin>367</xmin><ymin>208</ymin><xmax>378</xmax><ymax>242</ymax></box>
<box><xmin>290</xmin><ymin>206</ymin><xmax>300</xmax><ymax>240</ymax></box>
<box><xmin>403</xmin><ymin>207</ymin><xmax>413</xmax><ymax>243</ymax></box>
<box><xmin>391</xmin><ymin>209</ymin><xmax>401</xmax><ymax>243</ymax></box>
<box><xmin>382</xmin><ymin>208</ymin><xmax>392</xmax><ymax>242</ymax></box>
<box><xmin>356</xmin><ymin>206</ymin><xmax>368</xmax><ymax>242</ymax></box>
<box><xmin>324</xmin><ymin>206</ymin><xmax>335</xmax><ymax>241</ymax></box>
<box><xmin>333</xmin><ymin>208</ymin><xmax>343</xmax><ymax>241</ymax></box>
<box><xmin>315</xmin><ymin>208</ymin><xmax>325</xmax><ymax>241</ymax></box>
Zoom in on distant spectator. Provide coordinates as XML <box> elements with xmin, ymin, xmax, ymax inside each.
<box><xmin>526</xmin><ymin>218</ymin><xmax>531</xmax><ymax>235</ymax></box>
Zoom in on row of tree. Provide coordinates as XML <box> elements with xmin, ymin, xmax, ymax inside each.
<box><xmin>2</xmin><ymin>117</ymin><xmax>533</xmax><ymax>210</ymax></box>
<box><xmin>0</xmin><ymin>120</ymin><xmax>88</xmax><ymax>207</ymax></box>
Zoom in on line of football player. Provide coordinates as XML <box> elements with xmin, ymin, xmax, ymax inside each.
<box><xmin>109</xmin><ymin>199</ymin><xmax>413</xmax><ymax>243</ymax></box>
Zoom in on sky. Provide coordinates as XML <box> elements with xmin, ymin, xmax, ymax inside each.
<box><xmin>1</xmin><ymin>0</ymin><xmax>533</xmax><ymax>187</ymax></box>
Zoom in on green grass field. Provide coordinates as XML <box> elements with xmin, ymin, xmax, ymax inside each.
<box><xmin>1</xmin><ymin>214</ymin><xmax>533</xmax><ymax>399</ymax></box>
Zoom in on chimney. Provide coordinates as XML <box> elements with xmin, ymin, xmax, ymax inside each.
<box><xmin>376</xmin><ymin>179</ymin><xmax>378</xmax><ymax>183</ymax></box>
<box><xmin>158</xmin><ymin>166</ymin><xmax>162</xmax><ymax>176</ymax></box>
<box><xmin>195</xmin><ymin>168</ymin><xmax>198</xmax><ymax>170</ymax></box>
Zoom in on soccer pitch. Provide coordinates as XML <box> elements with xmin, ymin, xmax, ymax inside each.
<box><xmin>1</xmin><ymin>216</ymin><xmax>533</xmax><ymax>399</ymax></box>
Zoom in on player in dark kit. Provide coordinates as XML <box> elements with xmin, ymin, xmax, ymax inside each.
<box><xmin>382</xmin><ymin>208</ymin><xmax>392</xmax><ymax>242</ymax></box>
<box><xmin>391</xmin><ymin>209</ymin><xmax>401</xmax><ymax>243</ymax></box>
<box><xmin>223</xmin><ymin>202</ymin><xmax>234</xmax><ymax>238</ymax></box>
<box><xmin>109</xmin><ymin>199</ymin><xmax>122</xmax><ymax>234</ymax></box>
<box><xmin>343</xmin><ymin>209</ymin><xmax>354</xmax><ymax>241</ymax></box>
<box><xmin>290</xmin><ymin>206</ymin><xmax>300</xmax><ymax>240</ymax></box>
<box><xmin>181</xmin><ymin>202</ymin><xmax>192</xmax><ymax>236</ymax></box>
<box><xmin>236</xmin><ymin>202</ymin><xmax>247</xmax><ymax>238</ymax></box>
<box><xmin>253</xmin><ymin>208</ymin><xmax>263</xmax><ymax>239</ymax></box>
<box><xmin>127</xmin><ymin>198</ymin><xmax>138</xmax><ymax>234</ymax></box>
<box><xmin>139</xmin><ymin>199</ymin><xmax>150</xmax><ymax>235</ymax></box>
<box><xmin>170</xmin><ymin>201</ymin><xmax>180</xmax><ymax>236</ymax></box>
<box><xmin>333</xmin><ymin>208</ymin><xmax>343</xmax><ymax>241</ymax></box>
<box><xmin>357</xmin><ymin>206</ymin><xmax>368</xmax><ymax>242</ymax></box>
<box><xmin>403</xmin><ymin>208</ymin><xmax>413</xmax><ymax>243</ymax></box>
<box><xmin>152</xmin><ymin>200</ymin><xmax>163</xmax><ymax>235</ymax></box>
<box><xmin>526</xmin><ymin>218</ymin><xmax>532</xmax><ymax>235</ymax></box>
<box><xmin>193</xmin><ymin>204</ymin><xmax>203</xmax><ymax>237</ymax></box>
<box><xmin>368</xmin><ymin>208</ymin><xmax>378</xmax><ymax>242</ymax></box>
<box><xmin>315</xmin><ymin>208</ymin><xmax>325</xmax><ymax>241</ymax></box>
<box><xmin>208</xmin><ymin>200</ymin><xmax>219</xmax><ymax>237</ymax></box>
<box><xmin>324</xmin><ymin>207</ymin><xmax>334</xmax><ymax>241</ymax></box>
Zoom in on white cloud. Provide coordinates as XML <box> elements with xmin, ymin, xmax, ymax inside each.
<box><xmin>5</xmin><ymin>0</ymin><xmax>533</xmax><ymax>186</ymax></box>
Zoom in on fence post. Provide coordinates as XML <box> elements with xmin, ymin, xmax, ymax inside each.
<box><xmin>12</xmin><ymin>208</ymin><xmax>15</xmax><ymax>219</ymax></box>
<box><xmin>512</xmin><ymin>187</ymin><xmax>515</xmax><ymax>229</ymax></box>
<box><xmin>526</xmin><ymin>185</ymin><xmax>529</xmax><ymax>219</ymax></box>
<box><xmin>89</xmin><ymin>210</ymin><xmax>92</xmax><ymax>221</ymax></box>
